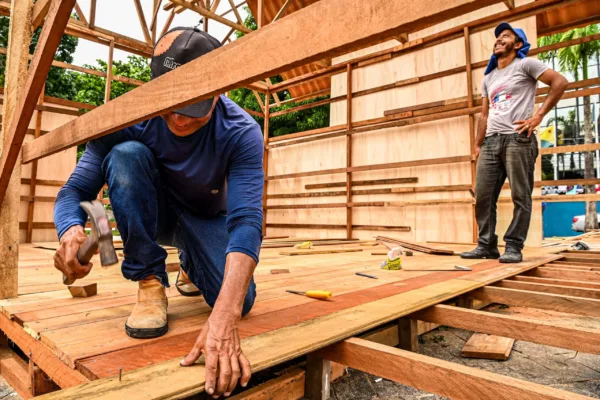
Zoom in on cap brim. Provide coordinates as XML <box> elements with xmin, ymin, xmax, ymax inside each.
<box><xmin>174</xmin><ymin>98</ymin><xmax>214</xmax><ymax>118</ymax></box>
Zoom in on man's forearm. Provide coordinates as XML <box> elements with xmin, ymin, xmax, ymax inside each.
<box><xmin>475</xmin><ymin>116</ymin><xmax>487</xmax><ymax>148</ymax></box>
<box><xmin>535</xmin><ymin>79</ymin><xmax>567</xmax><ymax>119</ymax></box>
<box><xmin>213</xmin><ymin>252</ymin><xmax>256</xmax><ymax>318</ymax></box>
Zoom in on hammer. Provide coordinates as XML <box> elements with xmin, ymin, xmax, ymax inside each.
<box><xmin>63</xmin><ymin>200</ymin><xmax>119</xmax><ymax>285</ymax></box>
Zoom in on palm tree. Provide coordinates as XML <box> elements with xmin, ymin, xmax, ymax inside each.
<box><xmin>538</xmin><ymin>25</ymin><xmax>600</xmax><ymax>231</ymax></box>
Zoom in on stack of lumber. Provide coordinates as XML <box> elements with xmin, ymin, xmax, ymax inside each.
<box><xmin>376</xmin><ymin>236</ymin><xmax>454</xmax><ymax>255</ymax></box>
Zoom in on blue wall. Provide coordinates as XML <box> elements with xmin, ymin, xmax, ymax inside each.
<box><xmin>543</xmin><ymin>202</ymin><xmax>599</xmax><ymax>238</ymax></box>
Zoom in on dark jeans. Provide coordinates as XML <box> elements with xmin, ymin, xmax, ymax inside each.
<box><xmin>102</xmin><ymin>141</ymin><xmax>256</xmax><ymax>316</ymax></box>
<box><xmin>475</xmin><ymin>133</ymin><xmax>538</xmax><ymax>251</ymax></box>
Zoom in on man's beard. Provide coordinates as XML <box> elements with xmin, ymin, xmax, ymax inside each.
<box><xmin>496</xmin><ymin>42</ymin><xmax>515</xmax><ymax>57</ymax></box>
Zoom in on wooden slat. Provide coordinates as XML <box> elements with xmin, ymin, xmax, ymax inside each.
<box><xmin>31</xmin><ymin>0</ymin><xmax>52</xmax><ymax>29</ymax></box>
<box><xmin>495</xmin><ymin>280</ymin><xmax>600</xmax><ymax>299</ymax></box>
<box><xmin>133</xmin><ymin>0</ymin><xmax>153</xmax><ymax>46</ymax></box>
<box><xmin>22</xmin><ymin>0</ymin><xmax>501</xmax><ymax>164</ymax></box>
<box><xmin>460</xmin><ymin>333</ymin><xmax>514</xmax><ymax>360</ymax></box>
<box><xmin>509</xmin><ymin>275</ymin><xmax>600</xmax><ymax>289</ymax></box>
<box><xmin>0</xmin><ymin>0</ymin><xmax>77</xmax><ymax>205</ymax></box>
<box><xmin>0</xmin><ymin>355</ymin><xmax>32</xmax><ymax>399</ymax></box>
<box><xmin>266</xmin><ymin>223</ymin><xmax>411</xmax><ymax>232</ymax></box>
<box><xmin>528</xmin><ymin>267</ymin><xmax>600</xmax><ymax>282</ymax></box>
<box><xmin>305</xmin><ymin>177</ymin><xmax>418</xmax><ymax>190</ymax></box>
<box><xmin>540</xmin><ymin>143</ymin><xmax>600</xmax><ymax>155</ymax></box>
<box><xmin>170</xmin><ymin>0</ymin><xmax>251</xmax><ymax>33</ymax></box>
<box><xmin>467</xmin><ymin>286</ymin><xmax>600</xmax><ymax>317</ymax></box>
<box><xmin>411</xmin><ymin>304</ymin><xmax>600</xmax><ymax>355</ymax></box>
<box><xmin>0</xmin><ymin>313</ymin><xmax>88</xmax><ymax>388</ymax></box>
<box><xmin>316</xmin><ymin>338</ymin><xmax>591</xmax><ymax>400</ymax></box>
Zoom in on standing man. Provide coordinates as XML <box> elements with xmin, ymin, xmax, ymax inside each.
<box><xmin>53</xmin><ymin>28</ymin><xmax>263</xmax><ymax>397</ymax></box>
<box><xmin>461</xmin><ymin>22</ymin><xmax>568</xmax><ymax>263</ymax></box>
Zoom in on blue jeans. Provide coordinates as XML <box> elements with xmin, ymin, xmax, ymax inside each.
<box><xmin>102</xmin><ymin>141</ymin><xmax>256</xmax><ymax>316</ymax></box>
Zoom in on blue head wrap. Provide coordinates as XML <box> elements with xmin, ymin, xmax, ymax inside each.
<box><xmin>484</xmin><ymin>22</ymin><xmax>530</xmax><ymax>75</ymax></box>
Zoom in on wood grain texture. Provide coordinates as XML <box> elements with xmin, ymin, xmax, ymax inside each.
<box><xmin>467</xmin><ymin>286</ymin><xmax>600</xmax><ymax>317</ymax></box>
<box><xmin>0</xmin><ymin>0</ymin><xmax>33</xmax><ymax>299</ymax></box>
<box><xmin>460</xmin><ymin>333</ymin><xmax>514</xmax><ymax>360</ymax></box>
<box><xmin>496</xmin><ymin>279</ymin><xmax>600</xmax><ymax>299</ymax></box>
<box><xmin>411</xmin><ymin>304</ymin><xmax>600</xmax><ymax>355</ymax></box>
<box><xmin>0</xmin><ymin>0</ymin><xmax>77</xmax><ymax>204</ymax></box>
<box><xmin>23</xmin><ymin>0</ymin><xmax>500</xmax><ymax>163</ymax></box>
<box><xmin>316</xmin><ymin>338</ymin><xmax>589</xmax><ymax>400</ymax></box>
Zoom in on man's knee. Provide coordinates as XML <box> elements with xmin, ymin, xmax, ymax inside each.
<box><xmin>102</xmin><ymin>141</ymin><xmax>155</xmax><ymax>186</ymax></box>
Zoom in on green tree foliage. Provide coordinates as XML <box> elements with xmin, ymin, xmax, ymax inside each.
<box><xmin>230</xmin><ymin>7</ymin><xmax>330</xmax><ymax>137</ymax></box>
<box><xmin>72</xmin><ymin>55</ymin><xmax>151</xmax><ymax>106</ymax></box>
<box><xmin>0</xmin><ymin>16</ymin><xmax>79</xmax><ymax>99</ymax></box>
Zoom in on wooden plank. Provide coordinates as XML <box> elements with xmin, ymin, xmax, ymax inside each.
<box><xmin>375</xmin><ymin>236</ymin><xmax>454</xmax><ymax>255</ymax></box>
<box><xmin>510</xmin><ymin>275</ymin><xmax>600</xmax><ymax>289</ymax></box>
<box><xmin>317</xmin><ymin>338</ymin><xmax>590</xmax><ymax>400</ymax></box>
<box><xmin>411</xmin><ymin>304</ymin><xmax>600</xmax><ymax>356</ymax></box>
<box><xmin>467</xmin><ymin>286</ymin><xmax>600</xmax><ymax>317</ymax></box>
<box><xmin>305</xmin><ymin>177</ymin><xmax>418</xmax><ymax>189</ymax></box>
<box><xmin>266</xmin><ymin>224</ymin><xmax>411</xmax><ymax>232</ymax></box>
<box><xmin>0</xmin><ymin>313</ymin><xmax>87</xmax><ymax>388</ymax></box>
<box><xmin>89</xmin><ymin>0</ymin><xmax>96</xmax><ymax>27</ymax></box>
<box><xmin>26</xmin><ymin>92</ymin><xmax>44</xmax><ymax>243</ymax></box>
<box><xmin>0</xmin><ymin>0</ymin><xmax>77</xmax><ymax>205</ymax></box>
<box><xmin>73</xmin><ymin>2</ymin><xmax>88</xmax><ymax>24</ymax></box>
<box><xmin>229</xmin><ymin>368</ymin><xmax>304</xmax><ymax>400</ymax></box>
<box><xmin>304</xmin><ymin>353</ymin><xmax>331</xmax><ymax>400</ymax></box>
<box><xmin>279</xmin><ymin>249</ymin><xmax>363</xmax><ymax>256</ymax></box>
<box><xmin>23</xmin><ymin>0</ymin><xmax>501</xmax><ymax>164</ymax></box>
<box><xmin>31</xmin><ymin>0</ymin><xmax>51</xmax><ymax>29</ymax></box>
<box><xmin>104</xmin><ymin>40</ymin><xmax>114</xmax><ymax>104</ymax></box>
<box><xmin>30</xmin><ymin>363</ymin><xmax>60</xmax><ymax>396</ymax></box>
<box><xmin>0</xmin><ymin>355</ymin><xmax>32</xmax><ymax>399</ymax></box>
<box><xmin>0</xmin><ymin>0</ymin><xmax>33</xmax><ymax>299</ymax></box>
<box><xmin>495</xmin><ymin>280</ymin><xmax>600</xmax><ymax>300</ymax></box>
<box><xmin>460</xmin><ymin>333</ymin><xmax>514</xmax><ymax>360</ymax></box>
<box><xmin>528</xmin><ymin>267</ymin><xmax>600</xmax><ymax>282</ymax></box>
<box><xmin>540</xmin><ymin>143</ymin><xmax>600</xmax><ymax>155</ymax></box>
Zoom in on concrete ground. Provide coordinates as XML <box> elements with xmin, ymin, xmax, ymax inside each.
<box><xmin>330</xmin><ymin>306</ymin><xmax>600</xmax><ymax>399</ymax></box>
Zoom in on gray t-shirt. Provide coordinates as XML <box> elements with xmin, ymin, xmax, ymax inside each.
<box><xmin>482</xmin><ymin>57</ymin><xmax>548</xmax><ymax>136</ymax></box>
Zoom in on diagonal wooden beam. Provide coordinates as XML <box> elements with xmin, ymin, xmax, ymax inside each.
<box><xmin>31</xmin><ymin>0</ymin><xmax>52</xmax><ymax>29</ymax></box>
<box><xmin>220</xmin><ymin>0</ymin><xmax>246</xmax><ymax>17</ymax></box>
<box><xmin>0</xmin><ymin>0</ymin><xmax>77</xmax><ymax>205</ymax></box>
<box><xmin>502</xmin><ymin>0</ymin><xmax>515</xmax><ymax>8</ymax></box>
<box><xmin>317</xmin><ymin>338</ymin><xmax>593</xmax><ymax>400</ymax></box>
<box><xmin>133</xmin><ymin>0</ymin><xmax>153</xmax><ymax>46</ymax></box>
<box><xmin>73</xmin><ymin>1</ymin><xmax>88</xmax><ymax>24</ymax></box>
<box><xmin>411</xmin><ymin>304</ymin><xmax>600</xmax><ymax>355</ymax></box>
<box><xmin>149</xmin><ymin>0</ymin><xmax>162</xmax><ymax>35</ymax></box>
<box><xmin>22</xmin><ymin>0</ymin><xmax>502</xmax><ymax>165</ymax></box>
<box><xmin>227</xmin><ymin>0</ymin><xmax>243</xmax><ymax>23</ymax></box>
<box><xmin>171</xmin><ymin>0</ymin><xmax>251</xmax><ymax>33</ymax></box>
<box><xmin>273</xmin><ymin>0</ymin><xmax>293</xmax><ymax>22</ymax></box>
<box><xmin>160</xmin><ymin>9</ymin><xmax>176</xmax><ymax>38</ymax></box>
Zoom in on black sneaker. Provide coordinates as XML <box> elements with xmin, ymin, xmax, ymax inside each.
<box><xmin>460</xmin><ymin>246</ymin><xmax>500</xmax><ymax>260</ymax></box>
<box><xmin>500</xmin><ymin>248</ymin><xmax>522</xmax><ymax>263</ymax></box>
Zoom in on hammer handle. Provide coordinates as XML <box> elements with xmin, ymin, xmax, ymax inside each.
<box><xmin>63</xmin><ymin>236</ymin><xmax>98</xmax><ymax>286</ymax></box>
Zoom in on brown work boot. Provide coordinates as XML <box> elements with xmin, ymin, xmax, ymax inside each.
<box><xmin>176</xmin><ymin>268</ymin><xmax>202</xmax><ymax>297</ymax></box>
<box><xmin>125</xmin><ymin>276</ymin><xmax>168</xmax><ymax>339</ymax></box>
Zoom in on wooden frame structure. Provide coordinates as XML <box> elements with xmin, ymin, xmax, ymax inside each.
<box><xmin>0</xmin><ymin>0</ymin><xmax>599</xmax><ymax>398</ymax></box>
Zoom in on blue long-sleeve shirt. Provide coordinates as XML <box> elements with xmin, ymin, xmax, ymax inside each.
<box><xmin>54</xmin><ymin>95</ymin><xmax>264</xmax><ymax>262</ymax></box>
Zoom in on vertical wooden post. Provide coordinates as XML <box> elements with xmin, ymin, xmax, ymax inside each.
<box><xmin>464</xmin><ymin>27</ymin><xmax>478</xmax><ymax>243</ymax></box>
<box><xmin>0</xmin><ymin>0</ymin><xmax>34</xmax><ymax>299</ymax></box>
<box><xmin>104</xmin><ymin>40</ymin><xmax>114</xmax><ymax>104</ymax></box>
<box><xmin>345</xmin><ymin>64</ymin><xmax>353</xmax><ymax>240</ymax></box>
<box><xmin>262</xmin><ymin>90</ymin><xmax>270</xmax><ymax>236</ymax></box>
<box><xmin>26</xmin><ymin>90</ymin><xmax>45</xmax><ymax>243</ymax></box>
<box><xmin>398</xmin><ymin>318</ymin><xmax>419</xmax><ymax>352</ymax></box>
<box><xmin>89</xmin><ymin>0</ymin><xmax>96</xmax><ymax>28</ymax></box>
<box><xmin>204</xmin><ymin>0</ymin><xmax>209</xmax><ymax>32</ymax></box>
<box><xmin>257</xmin><ymin>0</ymin><xmax>263</xmax><ymax>28</ymax></box>
<box><xmin>305</xmin><ymin>353</ymin><xmax>331</xmax><ymax>400</ymax></box>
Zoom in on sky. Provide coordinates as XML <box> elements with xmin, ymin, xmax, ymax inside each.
<box><xmin>71</xmin><ymin>0</ymin><xmax>249</xmax><ymax>67</ymax></box>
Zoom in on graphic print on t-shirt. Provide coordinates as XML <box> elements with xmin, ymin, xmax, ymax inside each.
<box><xmin>489</xmin><ymin>84</ymin><xmax>514</xmax><ymax>116</ymax></box>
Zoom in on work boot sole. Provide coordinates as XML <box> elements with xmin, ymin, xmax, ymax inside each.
<box><xmin>125</xmin><ymin>323</ymin><xmax>169</xmax><ymax>339</ymax></box>
<box><xmin>460</xmin><ymin>254</ymin><xmax>500</xmax><ymax>260</ymax></box>
<box><xmin>499</xmin><ymin>258</ymin><xmax>522</xmax><ymax>264</ymax></box>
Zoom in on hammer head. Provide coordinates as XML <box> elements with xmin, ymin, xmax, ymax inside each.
<box><xmin>80</xmin><ymin>200</ymin><xmax>119</xmax><ymax>266</ymax></box>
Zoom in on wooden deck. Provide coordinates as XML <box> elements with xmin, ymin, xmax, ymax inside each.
<box><xmin>0</xmin><ymin>239</ymin><xmax>591</xmax><ymax>398</ymax></box>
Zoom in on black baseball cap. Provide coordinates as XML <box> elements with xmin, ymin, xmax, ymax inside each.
<box><xmin>151</xmin><ymin>27</ymin><xmax>222</xmax><ymax>118</ymax></box>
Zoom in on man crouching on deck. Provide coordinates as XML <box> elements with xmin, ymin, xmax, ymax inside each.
<box><xmin>461</xmin><ymin>22</ymin><xmax>567</xmax><ymax>263</ymax></box>
<box><xmin>53</xmin><ymin>27</ymin><xmax>262</xmax><ymax>397</ymax></box>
